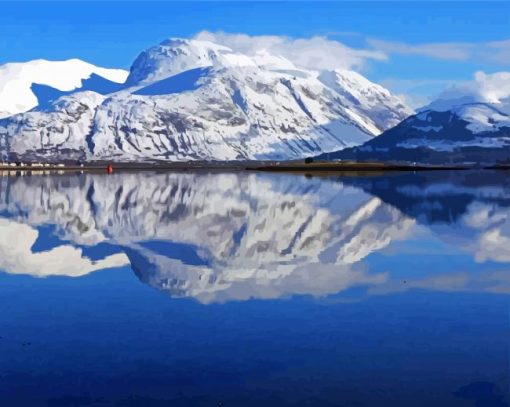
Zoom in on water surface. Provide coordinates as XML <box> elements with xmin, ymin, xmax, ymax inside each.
<box><xmin>0</xmin><ymin>170</ymin><xmax>509</xmax><ymax>406</ymax></box>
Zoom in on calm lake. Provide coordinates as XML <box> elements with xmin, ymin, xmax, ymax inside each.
<box><xmin>0</xmin><ymin>170</ymin><xmax>509</xmax><ymax>406</ymax></box>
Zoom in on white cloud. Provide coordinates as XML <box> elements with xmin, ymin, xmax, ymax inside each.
<box><xmin>427</xmin><ymin>71</ymin><xmax>510</xmax><ymax>109</ymax></box>
<box><xmin>194</xmin><ymin>30</ymin><xmax>387</xmax><ymax>71</ymax></box>
<box><xmin>367</xmin><ymin>39</ymin><xmax>472</xmax><ymax>61</ymax></box>
<box><xmin>366</xmin><ymin>38</ymin><xmax>510</xmax><ymax>65</ymax></box>
<box><xmin>468</xmin><ymin>71</ymin><xmax>510</xmax><ymax>103</ymax></box>
<box><xmin>379</xmin><ymin>78</ymin><xmax>456</xmax><ymax>109</ymax></box>
<box><xmin>485</xmin><ymin>39</ymin><xmax>510</xmax><ymax>65</ymax></box>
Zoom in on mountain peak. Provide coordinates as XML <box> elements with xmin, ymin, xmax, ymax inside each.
<box><xmin>0</xmin><ymin>37</ymin><xmax>412</xmax><ymax>163</ymax></box>
<box><xmin>320</xmin><ymin>100</ymin><xmax>510</xmax><ymax>164</ymax></box>
<box><xmin>126</xmin><ymin>38</ymin><xmax>233</xmax><ymax>85</ymax></box>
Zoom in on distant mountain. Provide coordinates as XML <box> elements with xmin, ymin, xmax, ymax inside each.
<box><xmin>318</xmin><ymin>101</ymin><xmax>510</xmax><ymax>164</ymax></box>
<box><xmin>0</xmin><ymin>59</ymin><xmax>128</xmax><ymax>119</ymax></box>
<box><xmin>0</xmin><ymin>38</ymin><xmax>411</xmax><ymax>162</ymax></box>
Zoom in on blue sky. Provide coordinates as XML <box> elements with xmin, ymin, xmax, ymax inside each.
<box><xmin>1</xmin><ymin>1</ymin><xmax>509</xmax><ymax>104</ymax></box>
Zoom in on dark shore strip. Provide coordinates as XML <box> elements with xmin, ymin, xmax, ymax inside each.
<box><xmin>249</xmin><ymin>162</ymin><xmax>473</xmax><ymax>172</ymax></box>
<box><xmin>0</xmin><ymin>161</ymin><xmax>506</xmax><ymax>174</ymax></box>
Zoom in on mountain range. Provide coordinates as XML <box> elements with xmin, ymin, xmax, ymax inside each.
<box><xmin>1</xmin><ymin>37</ymin><xmax>509</xmax><ymax>164</ymax></box>
<box><xmin>0</xmin><ymin>38</ymin><xmax>411</xmax><ymax>162</ymax></box>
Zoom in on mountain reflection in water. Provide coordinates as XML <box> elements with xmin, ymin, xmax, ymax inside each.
<box><xmin>1</xmin><ymin>170</ymin><xmax>510</xmax><ymax>407</ymax></box>
<box><xmin>0</xmin><ymin>170</ymin><xmax>510</xmax><ymax>302</ymax></box>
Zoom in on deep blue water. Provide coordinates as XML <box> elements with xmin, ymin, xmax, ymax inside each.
<box><xmin>0</xmin><ymin>170</ymin><xmax>508</xmax><ymax>406</ymax></box>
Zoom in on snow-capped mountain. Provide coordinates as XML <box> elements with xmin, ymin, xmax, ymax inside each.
<box><xmin>319</xmin><ymin>100</ymin><xmax>510</xmax><ymax>164</ymax></box>
<box><xmin>0</xmin><ymin>59</ymin><xmax>128</xmax><ymax>119</ymax></box>
<box><xmin>0</xmin><ymin>38</ymin><xmax>411</xmax><ymax>162</ymax></box>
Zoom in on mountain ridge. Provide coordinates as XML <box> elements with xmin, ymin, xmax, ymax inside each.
<box><xmin>317</xmin><ymin>100</ymin><xmax>510</xmax><ymax>164</ymax></box>
<box><xmin>0</xmin><ymin>38</ymin><xmax>412</xmax><ymax>162</ymax></box>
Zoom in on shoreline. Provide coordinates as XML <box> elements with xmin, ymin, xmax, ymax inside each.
<box><xmin>1</xmin><ymin>161</ymin><xmax>509</xmax><ymax>174</ymax></box>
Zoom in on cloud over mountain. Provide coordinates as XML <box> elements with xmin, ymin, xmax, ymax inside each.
<box><xmin>194</xmin><ymin>31</ymin><xmax>387</xmax><ymax>71</ymax></box>
<box><xmin>430</xmin><ymin>71</ymin><xmax>510</xmax><ymax>107</ymax></box>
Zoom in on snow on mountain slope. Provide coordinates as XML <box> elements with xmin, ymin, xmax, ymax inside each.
<box><xmin>0</xmin><ymin>59</ymin><xmax>128</xmax><ymax>119</ymax></box>
<box><xmin>90</xmin><ymin>64</ymin><xmax>381</xmax><ymax>161</ymax></box>
<box><xmin>0</xmin><ymin>39</ymin><xmax>411</xmax><ymax>162</ymax></box>
<box><xmin>0</xmin><ymin>91</ymin><xmax>106</xmax><ymax>162</ymax></box>
<box><xmin>125</xmin><ymin>38</ymin><xmax>232</xmax><ymax>85</ymax></box>
<box><xmin>318</xmin><ymin>69</ymin><xmax>412</xmax><ymax>130</ymax></box>
<box><xmin>319</xmin><ymin>101</ymin><xmax>510</xmax><ymax>164</ymax></box>
<box><xmin>453</xmin><ymin>103</ymin><xmax>510</xmax><ymax>133</ymax></box>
